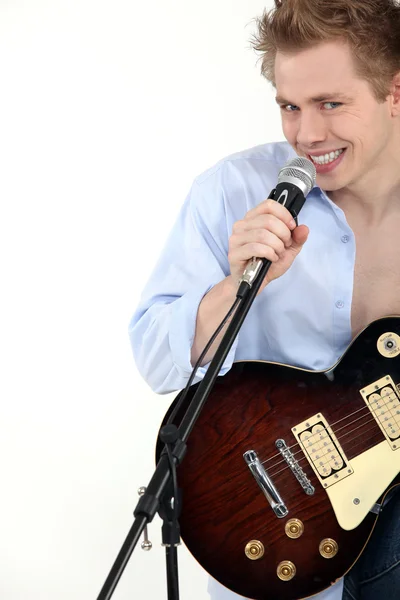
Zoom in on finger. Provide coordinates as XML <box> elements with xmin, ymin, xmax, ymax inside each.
<box><xmin>244</xmin><ymin>199</ymin><xmax>297</xmax><ymax>230</ymax></box>
<box><xmin>229</xmin><ymin>242</ymin><xmax>280</xmax><ymax>264</ymax></box>
<box><xmin>290</xmin><ymin>225</ymin><xmax>309</xmax><ymax>249</ymax></box>
<box><xmin>233</xmin><ymin>214</ymin><xmax>293</xmax><ymax>247</ymax></box>
<box><xmin>231</xmin><ymin>228</ymin><xmax>286</xmax><ymax>257</ymax></box>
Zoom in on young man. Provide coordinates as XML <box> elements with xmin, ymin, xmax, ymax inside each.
<box><xmin>130</xmin><ymin>1</ymin><xmax>400</xmax><ymax>598</ymax></box>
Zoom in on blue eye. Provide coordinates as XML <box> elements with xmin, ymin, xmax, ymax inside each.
<box><xmin>323</xmin><ymin>102</ymin><xmax>342</xmax><ymax>110</ymax></box>
<box><xmin>283</xmin><ymin>104</ymin><xmax>299</xmax><ymax>112</ymax></box>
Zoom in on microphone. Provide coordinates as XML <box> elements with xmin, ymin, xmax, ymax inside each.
<box><xmin>239</xmin><ymin>156</ymin><xmax>316</xmax><ymax>290</ymax></box>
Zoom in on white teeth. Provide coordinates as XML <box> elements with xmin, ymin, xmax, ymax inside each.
<box><xmin>310</xmin><ymin>149</ymin><xmax>344</xmax><ymax>165</ymax></box>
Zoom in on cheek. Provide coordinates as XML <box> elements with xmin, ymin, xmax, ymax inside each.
<box><xmin>343</xmin><ymin>121</ymin><xmax>380</xmax><ymax>150</ymax></box>
<box><xmin>333</xmin><ymin>107</ymin><xmax>383</xmax><ymax>145</ymax></box>
<box><xmin>281</xmin><ymin>117</ymin><xmax>297</xmax><ymax>141</ymax></box>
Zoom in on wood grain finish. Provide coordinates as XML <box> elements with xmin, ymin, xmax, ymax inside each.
<box><xmin>157</xmin><ymin>317</ymin><xmax>400</xmax><ymax>600</ymax></box>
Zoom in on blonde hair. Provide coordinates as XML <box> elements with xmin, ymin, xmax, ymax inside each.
<box><xmin>252</xmin><ymin>0</ymin><xmax>400</xmax><ymax>101</ymax></box>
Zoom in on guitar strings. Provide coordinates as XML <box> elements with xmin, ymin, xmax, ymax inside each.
<box><xmin>269</xmin><ymin>407</ymin><xmax>391</xmax><ymax>477</ymax></box>
<box><xmin>259</xmin><ymin>392</ymin><xmax>399</xmax><ymax>476</ymax></box>
<box><xmin>260</xmin><ymin>403</ymin><xmax>373</xmax><ymax>469</ymax></box>
<box><xmin>271</xmin><ymin>402</ymin><xmax>386</xmax><ymax>473</ymax></box>
<box><xmin>267</xmin><ymin>416</ymin><xmax>395</xmax><ymax>484</ymax></box>
<box><xmin>265</xmin><ymin>413</ymin><xmax>374</xmax><ymax>476</ymax></box>
<box><xmin>268</xmin><ymin>417</ymin><xmax>382</xmax><ymax>480</ymax></box>
<box><xmin>268</xmin><ymin>417</ymin><xmax>378</xmax><ymax>479</ymax></box>
<box><xmin>260</xmin><ymin>402</ymin><xmax>372</xmax><ymax>466</ymax></box>
<box><xmin>261</xmin><ymin>391</ymin><xmax>398</xmax><ymax>466</ymax></box>
<box><xmin>273</xmin><ymin>420</ymin><xmax>385</xmax><ymax>497</ymax></box>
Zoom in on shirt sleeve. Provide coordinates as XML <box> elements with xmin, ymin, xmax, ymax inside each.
<box><xmin>128</xmin><ymin>176</ymin><xmax>240</xmax><ymax>394</ymax></box>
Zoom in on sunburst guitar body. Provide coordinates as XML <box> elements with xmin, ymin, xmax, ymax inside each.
<box><xmin>158</xmin><ymin>317</ymin><xmax>400</xmax><ymax>599</ymax></box>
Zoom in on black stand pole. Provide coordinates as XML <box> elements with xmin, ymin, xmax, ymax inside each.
<box><xmin>165</xmin><ymin>546</ymin><xmax>179</xmax><ymax>599</ymax></box>
<box><xmin>96</xmin><ymin>164</ymin><xmax>313</xmax><ymax>599</ymax></box>
<box><xmin>95</xmin><ymin>254</ymin><xmax>271</xmax><ymax>600</ymax></box>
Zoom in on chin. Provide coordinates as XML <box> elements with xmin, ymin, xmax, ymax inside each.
<box><xmin>315</xmin><ymin>174</ymin><xmax>347</xmax><ymax>193</ymax></box>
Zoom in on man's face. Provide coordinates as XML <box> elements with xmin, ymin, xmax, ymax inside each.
<box><xmin>274</xmin><ymin>40</ymin><xmax>395</xmax><ymax>193</ymax></box>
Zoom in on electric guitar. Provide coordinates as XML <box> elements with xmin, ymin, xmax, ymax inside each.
<box><xmin>159</xmin><ymin>316</ymin><xmax>400</xmax><ymax>600</ymax></box>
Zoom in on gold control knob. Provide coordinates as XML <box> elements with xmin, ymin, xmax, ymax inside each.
<box><xmin>245</xmin><ymin>540</ymin><xmax>265</xmax><ymax>560</ymax></box>
<box><xmin>319</xmin><ymin>538</ymin><xmax>339</xmax><ymax>559</ymax></box>
<box><xmin>277</xmin><ymin>560</ymin><xmax>296</xmax><ymax>581</ymax></box>
<box><xmin>285</xmin><ymin>519</ymin><xmax>304</xmax><ymax>539</ymax></box>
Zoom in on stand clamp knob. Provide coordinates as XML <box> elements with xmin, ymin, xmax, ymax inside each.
<box><xmin>138</xmin><ymin>487</ymin><xmax>153</xmax><ymax>551</ymax></box>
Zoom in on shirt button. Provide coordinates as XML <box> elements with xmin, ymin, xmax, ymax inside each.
<box><xmin>341</xmin><ymin>235</ymin><xmax>350</xmax><ymax>243</ymax></box>
<box><xmin>335</xmin><ymin>301</ymin><xmax>344</xmax><ymax>309</ymax></box>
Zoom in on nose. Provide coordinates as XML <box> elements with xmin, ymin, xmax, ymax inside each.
<box><xmin>296</xmin><ymin>109</ymin><xmax>327</xmax><ymax>148</ymax></box>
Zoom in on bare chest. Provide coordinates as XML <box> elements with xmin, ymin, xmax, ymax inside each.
<box><xmin>351</xmin><ymin>230</ymin><xmax>400</xmax><ymax>336</ymax></box>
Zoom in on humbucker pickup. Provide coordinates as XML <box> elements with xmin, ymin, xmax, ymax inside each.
<box><xmin>292</xmin><ymin>413</ymin><xmax>353</xmax><ymax>489</ymax></box>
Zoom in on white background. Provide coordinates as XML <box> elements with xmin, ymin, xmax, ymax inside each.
<box><xmin>0</xmin><ymin>1</ymin><xmax>284</xmax><ymax>598</ymax></box>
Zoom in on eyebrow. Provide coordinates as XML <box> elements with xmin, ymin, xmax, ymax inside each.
<box><xmin>275</xmin><ymin>93</ymin><xmax>352</xmax><ymax>105</ymax></box>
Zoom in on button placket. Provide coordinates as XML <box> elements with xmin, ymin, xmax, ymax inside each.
<box><xmin>332</xmin><ymin>227</ymin><xmax>354</xmax><ymax>355</ymax></box>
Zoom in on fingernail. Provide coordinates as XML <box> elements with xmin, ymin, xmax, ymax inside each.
<box><xmin>289</xmin><ymin>219</ymin><xmax>296</xmax><ymax>229</ymax></box>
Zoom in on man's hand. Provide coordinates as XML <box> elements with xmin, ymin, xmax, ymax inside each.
<box><xmin>228</xmin><ymin>199</ymin><xmax>309</xmax><ymax>294</ymax></box>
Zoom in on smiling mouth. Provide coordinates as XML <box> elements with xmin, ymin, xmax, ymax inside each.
<box><xmin>309</xmin><ymin>148</ymin><xmax>345</xmax><ymax>165</ymax></box>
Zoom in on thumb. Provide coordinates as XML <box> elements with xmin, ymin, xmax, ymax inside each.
<box><xmin>290</xmin><ymin>224</ymin><xmax>309</xmax><ymax>251</ymax></box>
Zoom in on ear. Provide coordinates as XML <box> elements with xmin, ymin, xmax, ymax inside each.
<box><xmin>389</xmin><ymin>71</ymin><xmax>400</xmax><ymax>116</ymax></box>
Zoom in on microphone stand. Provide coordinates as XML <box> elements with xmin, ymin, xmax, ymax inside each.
<box><xmin>96</xmin><ymin>170</ymin><xmax>315</xmax><ymax>600</ymax></box>
<box><xmin>95</xmin><ymin>255</ymin><xmax>272</xmax><ymax>600</ymax></box>
<box><xmin>96</xmin><ymin>159</ymin><xmax>314</xmax><ymax>599</ymax></box>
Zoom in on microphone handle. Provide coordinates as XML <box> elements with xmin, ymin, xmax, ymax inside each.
<box><xmin>239</xmin><ymin>184</ymin><xmax>306</xmax><ymax>289</ymax></box>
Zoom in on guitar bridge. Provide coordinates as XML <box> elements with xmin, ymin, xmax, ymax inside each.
<box><xmin>292</xmin><ymin>414</ymin><xmax>353</xmax><ymax>489</ymax></box>
<box><xmin>276</xmin><ymin>438</ymin><xmax>315</xmax><ymax>495</ymax></box>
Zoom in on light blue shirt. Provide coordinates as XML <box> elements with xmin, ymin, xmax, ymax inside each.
<box><xmin>129</xmin><ymin>140</ymin><xmax>355</xmax><ymax>600</ymax></box>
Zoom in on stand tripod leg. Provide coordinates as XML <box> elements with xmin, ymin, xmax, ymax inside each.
<box><xmin>165</xmin><ymin>544</ymin><xmax>179</xmax><ymax>600</ymax></box>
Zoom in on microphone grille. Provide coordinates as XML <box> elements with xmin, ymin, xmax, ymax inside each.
<box><xmin>278</xmin><ymin>156</ymin><xmax>316</xmax><ymax>196</ymax></box>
